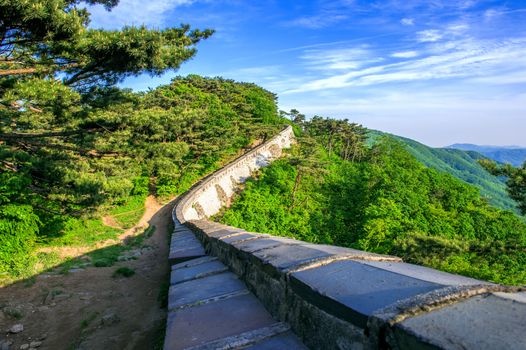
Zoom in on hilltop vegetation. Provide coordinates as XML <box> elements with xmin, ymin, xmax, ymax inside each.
<box><xmin>369</xmin><ymin>131</ymin><xmax>517</xmax><ymax>212</ymax></box>
<box><xmin>218</xmin><ymin>115</ymin><xmax>526</xmax><ymax>285</ymax></box>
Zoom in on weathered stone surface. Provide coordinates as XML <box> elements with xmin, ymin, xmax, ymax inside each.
<box><xmin>168</xmin><ymin>244</ymin><xmax>206</xmax><ymax>264</ymax></box>
<box><xmin>185</xmin><ymin>323</ymin><xmax>292</xmax><ymax>350</ymax></box>
<box><xmin>361</xmin><ymin>261</ymin><xmax>486</xmax><ymax>286</ymax></box>
<box><xmin>169</xmin><ymin>235</ymin><xmax>201</xmax><ymax>247</ymax></box>
<box><xmin>168</xmin><ymin>229</ymin><xmax>206</xmax><ymax>264</ymax></box>
<box><xmin>244</xmin><ymin>331</ymin><xmax>308</xmax><ymax>350</ymax></box>
<box><xmin>168</xmin><ymin>272</ymin><xmax>246</xmax><ymax>310</ymax></box>
<box><xmin>232</xmin><ymin>237</ymin><xmax>300</xmax><ymax>253</ymax></box>
<box><xmin>300</xmin><ymin>243</ymin><xmax>400</xmax><ymax>261</ymax></box>
<box><xmin>252</xmin><ymin>244</ymin><xmax>334</xmax><ymax>272</ymax></box>
<box><xmin>290</xmin><ymin>260</ymin><xmax>442</xmax><ymax>327</ymax></box>
<box><xmin>164</xmin><ymin>293</ymin><xmax>276</xmax><ymax>350</ymax></box>
<box><xmin>171</xmin><ymin>256</ymin><xmax>218</xmax><ymax>270</ymax></box>
<box><xmin>219</xmin><ymin>232</ymin><xmax>260</xmax><ymax>244</ymax></box>
<box><xmin>170</xmin><ymin>260</ymin><xmax>228</xmax><ymax>285</ymax></box>
<box><xmin>173</xmin><ymin>226</ymin><xmax>195</xmax><ymax>234</ymax></box>
<box><xmin>190</xmin><ymin>220</ymin><xmax>228</xmax><ymax>234</ymax></box>
<box><xmin>493</xmin><ymin>291</ymin><xmax>526</xmax><ymax>303</ymax></box>
<box><xmin>207</xmin><ymin>228</ymin><xmax>246</xmax><ymax>239</ymax></box>
<box><xmin>391</xmin><ymin>293</ymin><xmax>526</xmax><ymax>350</ymax></box>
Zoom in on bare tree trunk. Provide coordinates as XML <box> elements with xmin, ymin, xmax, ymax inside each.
<box><xmin>290</xmin><ymin>171</ymin><xmax>302</xmax><ymax>209</ymax></box>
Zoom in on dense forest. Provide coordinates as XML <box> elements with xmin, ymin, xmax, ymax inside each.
<box><xmin>0</xmin><ymin>74</ymin><xmax>283</xmax><ymax>280</ymax></box>
<box><xmin>0</xmin><ymin>0</ymin><xmax>283</xmax><ymax>281</ymax></box>
<box><xmin>218</xmin><ymin>114</ymin><xmax>526</xmax><ymax>285</ymax></box>
<box><xmin>369</xmin><ymin>131</ymin><xmax>517</xmax><ymax>212</ymax></box>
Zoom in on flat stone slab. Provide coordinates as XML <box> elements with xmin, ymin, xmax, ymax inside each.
<box><xmin>233</xmin><ymin>237</ymin><xmax>300</xmax><ymax>253</ymax></box>
<box><xmin>290</xmin><ymin>260</ymin><xmax>442</xmax><ymax>327</ymax></box>
<box><xmin>170</xmin><ymin>260</ymin><xmax>228</xmax><ymax>285</ymax></box>
<box><xmin>244</xmin><ymin>331</ymin><xmax>308</xmax><ymax>350</ymax></box>
<box><xmin>169</xmin><ymin>229</ymin><xmax>206</xmax><ymax>264</ymax></box>
<box><xmin>173</xmin><ymin>226</ymin><xmax>195</xmax><ymax>234</ymax></box>
<box><xmin>219</xmin><ymin>232</ymin><xmax>260</xmax><ymax>244</ymax></box>
<box><xmin>361</xmin><ymin>261</ymin><xmax>485</xmax><ymax>286</ymax></box>
<box><xmin>170</xmin><ymin>235</ymin><xmax>202</xmax><ymax>248</ymax></box>
<box><xmin>208</xmin><ymin>228</ymin><xmax>246</xmax><ymax>239</ymax></box>
<box><xmin>169</xmin><ymin>244</ymin><xmax>206</xmax><ymax>264</ymax></box>
<box><xmin>168</xmin><ymin>272</ymin><xmax>246</xmax><ymax>310</ymax></box>
<box><xmin>300</xmin><ymin>243</ymin><xmax>399</xmax><ymax>261</ymax></box>
<box><xmin>190</xmin><ymin>220</ymin><xmax>229</xmax><ymax>234</ymax></box>
<box><xmin>252</xmin><ymin>243</ymin><xmax>334</xmax><ymax>271</ymax></box>
<box><xmin>392</xmin><ymin>293</ymin><xmax>526</xmax><ymax>350</ymax></box>
<box><xmin>171</xmin><ymin>256</ymin><xmax>218</xmax><ymax>271</ymax></box>
<box><xmin>164</xmin><ymin>293</ymin><xmax>276</xmax><ymax>350</ymax></box>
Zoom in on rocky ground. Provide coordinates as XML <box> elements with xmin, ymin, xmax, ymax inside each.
<box><xmin>0</xmin><ymin>197</ymin><xmax>173</xmax><ymax>350</ymax></box>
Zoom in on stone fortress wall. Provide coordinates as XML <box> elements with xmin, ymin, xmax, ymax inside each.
<box><xmin>168</xmin><ymin>125</ymin><xmax>525</xmax><ymax>350</ymax></box>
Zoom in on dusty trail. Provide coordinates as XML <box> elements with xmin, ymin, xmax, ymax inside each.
<box><xmin>0</xmin><ymin>196</ymin><xmax>174</xmax><ymax>350</ymax></box>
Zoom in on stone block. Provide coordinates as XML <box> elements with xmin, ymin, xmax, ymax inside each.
<box><xmin>290</xmin><ymin>260</ymin><xmax>442</xmax><ymax>327</ymax></box>
<box><xmin>232</xmin><ymin>237</ymin><xmax>299</xmax><ymax>253</ymax></box>
<box><xmin>168</xmin><ymin>240</ymin><xmax>206</xmax><ymax>264</ymax></box>
<box><xmin>252</xmin><ymin>243</ymin><xmax>334</xmax><ymax>272</ymax></box>
<box><xmin>164</xmin><ymin>293</ymin><xmax>276</xmax><ymax>350</ymax></box>
<box><xmin>168</xmin><ymin>272</ymin><xmax>246</xmax><ymax>310</ymax></box>
<box><xmin>208</xmin><ymin>228</ymin><xmax>246</xmax><ymax>239</ymax></box>
<box><xmin>390</xmin><ymin>293</ymin><xmax>526</xmax><ymax>350</ymax></box>
<box><xmin>361</xmin><ymin>261</ymin><xmax>486</xmax><ymax>286</ymax></box>
<box><xmin>171</xmin><ymin>256</ymin><xmax>218</xmax><ymax>271</ymax></box>
<box><xmin>300</xmin><ymin>243</ymin><xmax>399</xmax><ymax>261</ymax></box>
<box><xmin>244</xmin><ymin>331</ymin><xmax>307</xmax><ymax>350</ymax></box>
<box><xmin>170</xmin><ymin>260</ymin><xmax>228</xmax><ymax>285</ymax></box>
<box><xmin>219</xmin><ymin>232</ymin><xmax>260</xmax><ymax>244</ymax></box>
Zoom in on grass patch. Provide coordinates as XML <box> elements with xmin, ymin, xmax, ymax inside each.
<box><xmin>112</xmin><ymin>267</ymin><xmax>135</xmax><ymax>278</ymax></box>
<box><xmin>80</xmin><ymin>311</ymin><xmax>99</xmax><ymax>329</ymax></box>
<box><xmin>3</xmin><ymin>306</ymin><xmax>23</xmax><ymax>320</ymax></box>
<box><xmin>44</xmin><ymin>217</ymin><xmax>122</xmax><ymax>247</ymax></box>
<box><xmin>110</xmin><ymin>195</ymin><xmax>147</xmax><ymax>229</ymax></box>
<box><xmin>145</xmin><ymin>225</ymin><xmax>156</xmax><ymax>238</ymax></box>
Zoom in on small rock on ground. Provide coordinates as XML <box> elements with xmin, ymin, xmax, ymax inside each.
<box><xmin>101</xmin><ymin>313</ymin><xmax>120</xmax><ymax>326</ymax></box>
<box><xmin>8</xmin><ymin>324</ymin><xmax>23</xmax><ymax>334</ymax></box>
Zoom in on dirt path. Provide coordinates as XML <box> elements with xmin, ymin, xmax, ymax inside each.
<box><xmin>0</xmin><ymin>196</ymin><xmax>174</xmax><ymax>350</ymax></box>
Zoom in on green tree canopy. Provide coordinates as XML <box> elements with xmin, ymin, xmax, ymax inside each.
<box><xmin>0</xmin><ymin>0</ymin><xmax>213</xmax><ymax>87</ymax></box>
<box><xmin>480</xmin><ymin>159</ymin><xmax>526</xmax><ymax>215</ymax></box>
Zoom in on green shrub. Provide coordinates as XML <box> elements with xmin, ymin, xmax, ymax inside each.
<box><xmin>113</xmin><ymin>267</ymin><xmax>135</xmax><ymax>278</ymax></box>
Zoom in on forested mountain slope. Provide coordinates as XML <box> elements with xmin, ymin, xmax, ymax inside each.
<box><xmin>368</xmin><ymin>130</ymin><xmax>516</xmax><ymax>212</ymax></box>
<box><xmin>447</xmin><ymin>144</ymin><xmax>526</xmax><ymax>167</ymax></box>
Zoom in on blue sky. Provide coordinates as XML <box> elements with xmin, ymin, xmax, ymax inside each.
<box><xmin>88</xmin><ymin>0</ymin><xmax>526</xmax><ymax>147</ymax></box>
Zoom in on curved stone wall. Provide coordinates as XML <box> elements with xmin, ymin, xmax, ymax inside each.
<box><xmin>170</xmin><ymin>125</ymin><xmax>526</xmax><ymax>350</ymax></box>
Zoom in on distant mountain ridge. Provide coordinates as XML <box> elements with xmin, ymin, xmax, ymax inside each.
<box><xmin>446</xmin><ymin>143</ymin><xmax>526</xmax><ymax>167</ymax></box>
<box><xmin>368</xmin><ymin>130</ymin><xmax>517</xmax><ymax>212</ymax></box>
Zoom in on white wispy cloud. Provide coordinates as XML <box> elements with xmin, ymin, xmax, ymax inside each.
<box><xmin>416</xmin><ymin>29</ymin><xmax>444</xmax><ymax>42</ymax></box>
<box><xmin>391</xmin><ymin>51</ymin><xmax>419</xmax><ymax>58</ymax></box>
<box><xmin>88</xmin><ymin>0</ymin><xmax>198</xmax><ymax>29</ymax></box>
<box><xmin>300</xmin><ymin>47</ymin><xmax>383</xmax><ymax>71</ymax></box>
<box><xmin>284</xmin><ymin>37</ymin><xmax>526</xmax><ymax>93</ymax></box>
<box><xmin>285</xmin><ymin>14</ymin><xmax>348</xmax><ymax>29</ymax></box>
<box><xmin>401</xmin><ymin>18</ymin><xmax>415</xmax><ymax>26</ymax></box>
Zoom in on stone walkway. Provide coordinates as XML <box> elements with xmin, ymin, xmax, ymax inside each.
<box><xmin>164</xmin><ymin>225</ymin><xmax>306</xmax><ymax>350</ymax></box>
